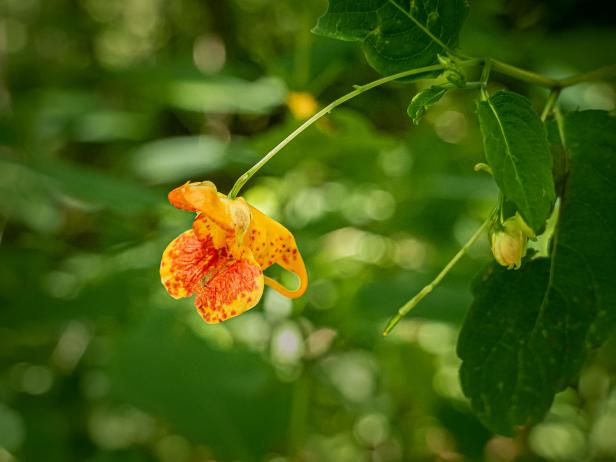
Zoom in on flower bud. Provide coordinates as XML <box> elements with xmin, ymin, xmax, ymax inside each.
<box><xmin>444</xmin><ymin>69</ymin><xmax>466</xmax><ymax>88</ymax></box>
<box><xmin>490</xmin><ymin>214</ymin><xmax>532</xmax><ymax>269</ymax></box>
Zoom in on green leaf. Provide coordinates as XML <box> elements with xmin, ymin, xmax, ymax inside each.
<box><xmin>312</xmin><ymin>0</ymin><xmax>469</xmax><ymax>76</ymax></box>
<box><xmin>565</xmin><ymin>111</ymin><xmax>616</xmax><ymax>346</ymax></box>
<box><xmin>477</xmin><ymin>91</ymin><xmax>555</xmax><ymax>232</ymax></box>
<box><xmin>458</xmin><ymin>110</ymin><xmax>616</xmax><ymax>435</ymax></box>
<box><xmin>407</xmin><ymin>85</ymin><xmax>449</xmax><ymax>124</ymax></box>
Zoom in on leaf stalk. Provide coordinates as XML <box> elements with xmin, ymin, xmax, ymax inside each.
<box><xmin>540</xmin><ymin>89</ymin><xmax>561</xmax><ymax>121</ymax></box>
<box><xmin>383</xmin><ymin>213</ymin><xmax>494</xmax><ymax>336</ymax></box>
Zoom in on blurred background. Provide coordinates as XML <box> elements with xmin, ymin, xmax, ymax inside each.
<box><xmin>1</xmin><ymin>0</ymin><xmax>615</xmax><ymax>461</ymax></box>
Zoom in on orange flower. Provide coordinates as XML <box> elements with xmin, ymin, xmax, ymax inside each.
<box><xmin>160</xmin><ymin>181</ymin><xmax>308</xmax><ymax>323</ymax></box>
<box><xmin>287</xmin><ymin>91</ymin><xmax>319</xmax><ymax>120</ymax></box>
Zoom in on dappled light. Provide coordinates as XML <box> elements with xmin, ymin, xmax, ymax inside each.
<box><xmin>1</xmin><ymin>1</ymin><xmax>615</xmax><ymax>461</ymax></box>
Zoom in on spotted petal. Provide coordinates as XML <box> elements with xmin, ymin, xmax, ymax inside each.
<box><xmin>194</xmin><ymin>252</ymin><xmax>264</xmax><ymax>324</ymax></box>
<box><xmin>192</xmin><ymin>213</ymin><xmax>232</xmax><ymax>250</ymax></box>
<box><xmin>244</xmin><ymin>205</ymin><xmax>308</xmax><ymax>298</ymax></box>
<box><xmin>160</xmin><ymin>230</ymin><xmax>227</xmax><ymax>299</ymax></box>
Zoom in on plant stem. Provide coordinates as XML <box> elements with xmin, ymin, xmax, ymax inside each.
<box><xmin>490</xmin><ymin>60</ymin><xmax>616</xmax><ymax>89</ymax></box>
<box><xmin>227</xmin><ymin>62</ymin><xmax>460</xmax><ymax>198</ymax></box>
<box><xmin>489</xmin><ymin>58</ymin><xmax>559</xmax><ymax>88</ymax></box>
<box><xmin>558</xmin><ymin>64</ymin><xmax>616</xmax><ymax>87</ymax></box>
<box><xmin>540</xmin><ymin>89</ymin><xmax>561</xmax><ymax>121</ymax></box>
<box><xmin>480</xmin><ymin>59</ymin><xmax>492</xmax><ymax>100</ymax></box>
<box><xmin>228</xmin><ymin>57</ymin><xmax>614</xmax><ymax>199</ymax></box>
<box><xmin>382</xmin><ymin>213</ymin><xmax>493</xmax><ymax>336</ymax></box>
<box><xmin>554</xmin><ymin>106</ymin><xmax>568</xmax><ymax>148</ymax></box>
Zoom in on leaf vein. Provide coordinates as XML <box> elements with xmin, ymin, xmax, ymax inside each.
<box><xmin>485</xmin><ymin>97</ymin><xmax>532</xmax><ymax>219</ymax></box>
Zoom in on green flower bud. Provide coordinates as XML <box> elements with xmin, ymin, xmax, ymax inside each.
<box><xmin>490</xmin><ymin>213</ymin><xmax>533</xmax><ymax>269</ymax></box>
<box><xmin>444</xmin><ymin>69</ymin><xmax>466</xmax><ymax>88</ymax></box>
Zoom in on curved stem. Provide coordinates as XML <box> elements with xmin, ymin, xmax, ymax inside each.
<box><xmin>228</xmin><ymin>57</ymin><xmax>614</xmax><ymax>199</ymax></box>
<box><xmin>489</xmin><ymin>58</ymin><xmax>559</xmax><ymax>88</ymax></box>
<box><xmin>558</xmin><ymin>64</ymin><xmax>616</xmax><ymax>87</ymax></box>
<box><xmin>540</xmin><ymin>89</ymin><xmax>561</xmax><ymax>121</ymax></box>
<box><xmin>554</xmin><ymin>106</ymin><xmax>568</xmax><ymax>148</ymax></box>
<box><xmin>490</xmin><ymin>59</ymin><xmax>616</xmax><ymax>89</ymax></box>
<box><xmin>480</xmin><ymin>59</ymin><xmax>492</xmax><ymax>100</ymax></box>
<box><xmin>382</xmin><ymin>213</ymin><xmax>494</xmax><ymax>336</ymax></box>
<box><xmin>553</xmin><ymin>105</ymin><xmax>570</xmax><ymax>193</ymax></box>
<box><xmin>227</xmin><ymin>62</ymin><xmax>463</xmax><ymax>198</ymax></box>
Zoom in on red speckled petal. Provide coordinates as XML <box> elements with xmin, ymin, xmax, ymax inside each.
<box><xmin>194</xmin><ymin>252</ymin><xmax>264</xmax><ymax>324</ymax></box>
<box><xmin>192</xmin><ymin>214</ymin><xmax>232</xmax><ymax>250</ymax></box>
<box><xmin>160</xmin><ymin>230</ymin><xmax>227</xmax><ymax>299</ymax></box>
<box><xmin>243</xmin><ymin>205</ymin><xmax>308</xmax><ymax>298</ymax></box>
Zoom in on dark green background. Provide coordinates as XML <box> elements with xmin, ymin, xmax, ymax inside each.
<box><xmin>1</xmin><ymin>0</ymin><xmax>615</xmax><ymax>461</ymax></box>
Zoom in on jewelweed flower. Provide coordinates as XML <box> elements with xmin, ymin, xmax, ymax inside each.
<box><xmin>160</xmin><ymin>181</ymin><xmax>308</xmax><ymax>323</ymax></box>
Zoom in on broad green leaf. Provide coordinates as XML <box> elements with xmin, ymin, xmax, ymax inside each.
<box><xmin>458</xmin><ymin>110</ymin><xmax>616</xmax><ymax>435</ymax></box>
<box><xmin>566</xmin><ymin>111</ymin><xmax>616</xmax><ymax>346</ymax></box>
<box><xmin>407</xmin><ymin>85</ymin><xmax>449</xmax><ymax>124</ymax></box>
<box><xmin>312</xmin><ymin>0</ymin><xmax>469</xmax><ymax>76</ymax></box>
<box><xmin>477</xmin><ymin>91</ymin><xmax>555</xmax><ymax>232</ymax></box>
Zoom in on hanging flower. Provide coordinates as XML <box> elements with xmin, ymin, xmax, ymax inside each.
<box><xmin>160</xmin><ymin>181</ymin><xmax>308</xmax><ymax>323</ymax></box>
<box><xmin>490</xmin><ymin>213</ymin><xmax>534</xmax><ymax>270</ymax></box>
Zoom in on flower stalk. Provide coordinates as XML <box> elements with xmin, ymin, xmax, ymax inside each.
<box><xmin>383</xmin><ymin>213</ymin><xmax>494</xmax><ymax>336</ymax></box>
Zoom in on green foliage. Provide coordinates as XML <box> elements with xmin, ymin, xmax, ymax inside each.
<box><xmin>112</xmin><ymin>311</ymin><xmax>292</xmax><ymax>460</ymax></box>
<box><xmin>312</xmin><ymin>0</ymin><xmax>469</xmax><ymax>75</ymax></box>
<box><xmin>563</xmin><ymin>111</ymin><xmax>616</xmax><ymax>346</ymax></box>
<box><xmin>458</xmin><ymin>110</ymin><xmax>616</xmax><ymax>434</ymax></box>
<box><xmin>32</xmin><ymin>158</ymin><xmax>160</xmax><ymax>214</ymax></box>
<box><xmin>2</xmin><ymin>0</ymin><xmax>616</xmax><ymax>460</ymax></box>
<box><xmin>407</xmin><ymin>85</ymin><xmax>449</xmax><ymax>124</ymax></box>
<box><xmin>477</xmin><ymin>91</ymin><xmax>556</xmax><ymax>232</ymax></box>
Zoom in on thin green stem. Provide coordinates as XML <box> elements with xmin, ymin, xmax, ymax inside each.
<box><xmin>550</xmin><ymin>105</ymin><xmax>570</xmax><ymax>198</ymax></box>
<box><xmin>554</xmin><ymin>106</ymin><xmax>567</xmax><ymax>148</ymax></box>
<box><xmin>558</xmin><ymin>64</ymin><xmax>616</xmax><ymax>87</ymax></box>
<box><xmin>436</xmin><ymin>81</ymin><xmax>483</xmax><ymax>91</ymax></box>
<box><xmin>480</xmin><ymin>59</ymin><xmax>492</xmax><ymax>100</ymax></box>
<box><xmin>383</xmin><ymin>213</ymin><xmax>494</xmax><ymax>336</ymax></box>
<box><xmin>228</xmin><ymin>55</ymin><xmax>613</xmax><ymax>199</ymax></box>
<box><xmin>489</xmin><ymin>58</ymin><xmax>559</xmax><ymax>88</ymax></box>
<box><xmin>387</xmin><ymin>0</ymin><xmax>458</xmax><ymax>57</ymax></box>
<box><xmin>540</xmin><ymin>89</ymin><xmax>561</xmax><ymax>121</ymax></box>
<box><xmin>490</xmin><ymin>59</ymin><xmax>616</xmax><ymax>89</ymax></box>
<box><xmin>227</xmin><ymin>62</ymin><xmax>463</xmax><ymax>198</ymax></box>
